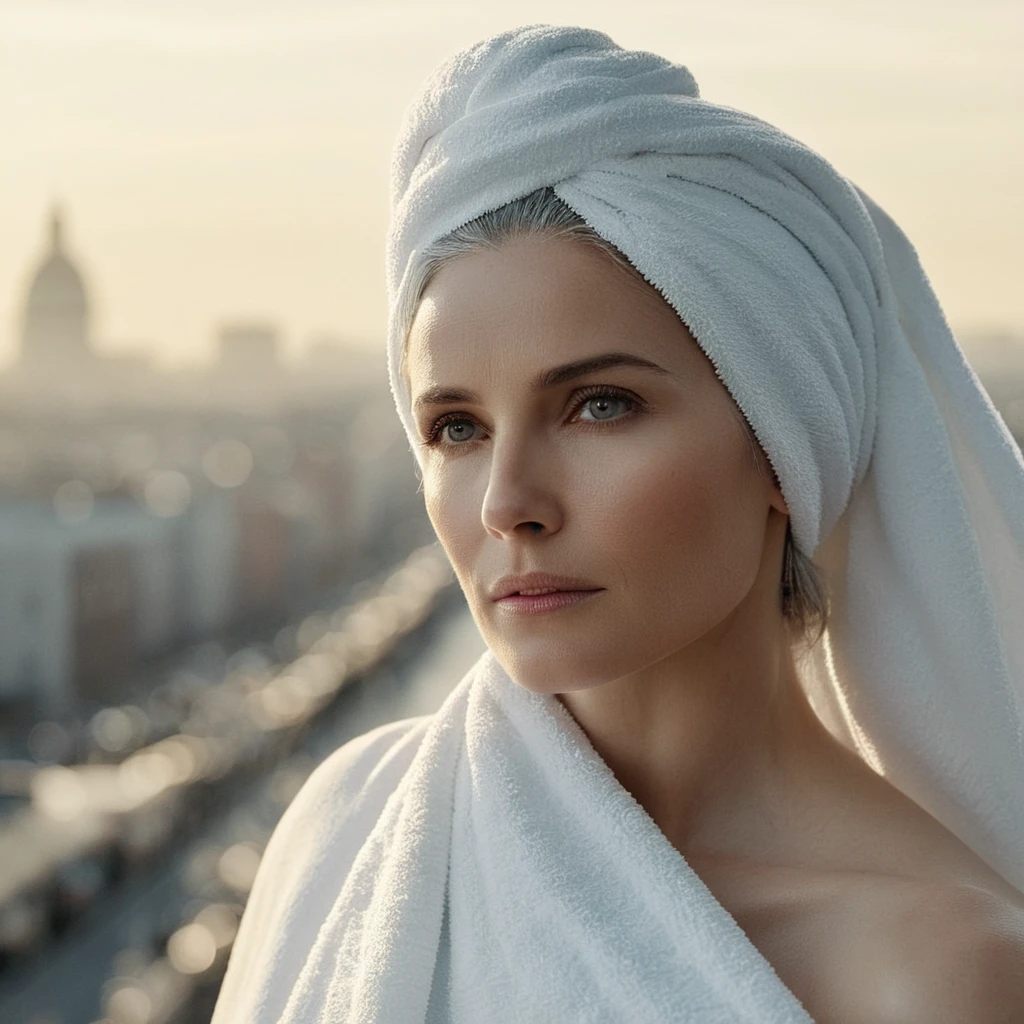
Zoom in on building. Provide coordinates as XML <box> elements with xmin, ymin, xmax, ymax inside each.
<box><xmin>0</xmin><ymin>490</ymin><xmax>242</xmax><ymax>714</ymax></box>
<box><xmin>14</xmin><ymin>205</ymin><xmax>100</xmax><ymax>382</ymax></box>
<box><xmin>0</xmin><ymin>501</ymin><xmax>153</xmax><ymax>712</ymax></box>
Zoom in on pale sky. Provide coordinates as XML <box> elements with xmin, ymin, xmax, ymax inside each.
<box><xmin>1</xmin><ymin>0</ymin><xmax>1021</xmax><ymax>370</ymax></box>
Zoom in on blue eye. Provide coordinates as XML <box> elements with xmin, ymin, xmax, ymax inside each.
<box><xmin>577</xmin><ymin>392</ymin><xmax>631</xmax><ymax>422</ymax></box>
<box><xmin>433</xmin><ymin>418</ymin><xmax>480</xmax><ymax>445</ymax></box>
<box><xmin>419</xmin><ymin>385</ymin><xmax>643</xmax><ymax>451</ymax></box>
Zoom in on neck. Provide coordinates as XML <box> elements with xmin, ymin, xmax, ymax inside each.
<box><xmin>555</xmin><ymin>600</ymin><xmax>850</xmax><ymax>867</ymax></box>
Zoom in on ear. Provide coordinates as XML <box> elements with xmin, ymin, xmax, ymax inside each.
<box><xmin>769</xmin><ymin>471</ymin><xmax>789</xmax><ymax>517</ymax></box>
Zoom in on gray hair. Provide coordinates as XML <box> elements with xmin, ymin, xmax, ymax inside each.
<box><xmin>396</xmin><ymin>186</ymin><xmax>830</xmax><ymax>652</ymax></box>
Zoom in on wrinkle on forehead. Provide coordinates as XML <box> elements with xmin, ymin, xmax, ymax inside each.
<box><xmin>405</xmin><ymin>237</ymin><xmax>701</xmax><ymax>396</ymax></box>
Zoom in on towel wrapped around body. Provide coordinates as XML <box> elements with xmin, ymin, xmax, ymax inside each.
<box><xmin>211</xmin><ymin>23</ymin><xmax>1024</xmax><ymax>1024</ymax></box>
<box><xmin>213</xmin><ymin>648</ymin><xmax>819</xmax><ymax>1022</ymax></box>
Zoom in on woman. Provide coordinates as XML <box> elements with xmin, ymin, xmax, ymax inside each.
<box><xmin>212</xmin><ymin>25</ymin><xmax>1024</xmax><ymax>1023</ymax></box>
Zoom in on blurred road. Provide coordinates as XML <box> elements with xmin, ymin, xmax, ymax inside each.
<box><xmin>0</xmin><ymin>590</ymin><xmax>486</xmax><ymax>1024</ymax></box>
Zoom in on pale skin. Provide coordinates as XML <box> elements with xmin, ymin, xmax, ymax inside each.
<box><xmin>405</xmin><ymin>233</ymin><xmax>1024</xmax><ymax>1022</ymax></box>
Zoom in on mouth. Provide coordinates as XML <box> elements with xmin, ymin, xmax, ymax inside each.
<box><xmin>511</xmin><ymin>587</ymin><xmax>596</xmax><ymax>596</ymax></box>
<box><xmin>490</xmin><ymin>574</ymin><xmax>603</xmax><ymax>601</ymax></box>
<box><xmin>493</xmin><ymin>588</ymin><xmax>605</xmax><ymax>614</ymax></box>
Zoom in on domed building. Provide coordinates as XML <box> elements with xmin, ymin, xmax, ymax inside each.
<box><xmin>17</xmin><ymin>204</ymin><xmax>97</xmax><ymax>373</ymax></box>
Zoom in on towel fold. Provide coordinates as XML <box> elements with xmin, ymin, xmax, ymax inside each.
<box><xmin>214</xmin><ymin>649</ymin><xmax>817</xmax><ymax>1023</ymax></box>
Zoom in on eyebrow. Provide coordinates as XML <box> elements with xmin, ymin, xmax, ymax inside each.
<box><xmin>412</xmin><ymin>352</ymin><xmax>673</xmax><ymax>412</ymax></box>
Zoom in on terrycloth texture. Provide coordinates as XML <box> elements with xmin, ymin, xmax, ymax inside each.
<box><xmin>212</xmin><ymin>650</ymin><xmax>817</xmax><ymax>1023</ymax></box>
<box><xmin>386</xmin><ymin>24</ymin><xmax>1024</xmax><ymax>894</ymax></box>
<box><xmin>210</xmin><ymin>714</ymin><xmax>435</xmax><ymax>1024</ymax></box>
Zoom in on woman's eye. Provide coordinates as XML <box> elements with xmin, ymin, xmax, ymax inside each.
<box><xmin>576</xmin><ymin>393</ymin><xmax>631</xmax><ymax>422</ymax></box>
<box><xmin>421</xmin><ymin>387</ymin><xmax>641</xmax><ymax>449</ymax></box>
<box><xmin>436</xmin><ymin>419</ymin><xmax>479</xmax><ymax>445</ymax></box>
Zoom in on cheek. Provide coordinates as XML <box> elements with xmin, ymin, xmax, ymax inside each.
<box><xmin>585</xmin><ymin>430</ymin><xmax>764</xmax><ymax>616</ymax></box>
<box><xmin>422</xmin><ymin>469</ymin><xmax>480</xmax><ymax>573</ymax></box>
<box><xmin>423</xmin><ymin>472</ymin><xmax>459</xmax><ymax>539</ymax></box>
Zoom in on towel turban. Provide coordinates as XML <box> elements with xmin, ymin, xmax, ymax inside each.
<box><xmin>384</xmin><ymin>24</ymin><xmax>1024</xmax><ymax>892</ymax></box>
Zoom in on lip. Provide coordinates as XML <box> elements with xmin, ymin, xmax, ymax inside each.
<box><xmin>489</xmin><ymin>571</ymin><xmax>603</xmax><ymax>601</ymax></box>
<box><xmin>494</xmin><ymin>589</ymin><xmax>604</xmax><ymax>615</ymax></box>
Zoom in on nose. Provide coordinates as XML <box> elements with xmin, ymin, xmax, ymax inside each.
<box><xmin>480</xmin><ymin>434</ymin><xmax>562</xmax><ymax>541</ymax></box>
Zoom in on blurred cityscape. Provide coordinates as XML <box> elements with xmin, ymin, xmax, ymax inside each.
<box><xmin>0</xmin><ymin>203</ymin><xmax>481</xmax><ymax>1024</ymax></box>
<box><xmin>1</xmin><ymin>204</ymin><xmax>428</xmax><ymax>718</ymax></box>
<box><xmin>0</xmin><ymin>201</ymin><xmax>1022</xmax><ymax>1024</ymax></box>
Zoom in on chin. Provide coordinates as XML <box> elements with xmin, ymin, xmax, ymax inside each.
<box><xmin>499</xmin><ymin>654</ymin><xmax>614</xmax><ymax>695</ymax></box>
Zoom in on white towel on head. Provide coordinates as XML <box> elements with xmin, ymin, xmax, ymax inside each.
<box><xmin>211</xmin><ymin>22</ymin><xmax>1024</xmax><ymax>1024</ymax></box>
<box><xmin>386</xmin><ymin>23</ymin><xmax>1024</xmax><ymax>893</ymax></box>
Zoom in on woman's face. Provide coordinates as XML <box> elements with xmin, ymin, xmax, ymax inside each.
<box><xmin>405</xmin><ymin>234</ymin><xmax>789</xmax><ymax>694</ymax></box>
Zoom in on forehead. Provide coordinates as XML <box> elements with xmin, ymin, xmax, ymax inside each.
<box><xmin>406</xmin><ymin>235</ymin><xmax>696</xmax><ymax>384</ymax></box>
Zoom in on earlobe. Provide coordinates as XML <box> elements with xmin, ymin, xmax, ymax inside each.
<box><xmin>771</xmin><ymin>477</ymin><xmax>789</xmax><ymax>516</ymax></box>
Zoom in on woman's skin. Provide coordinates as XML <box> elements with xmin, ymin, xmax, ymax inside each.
<box><xmin>404</xmin><ymin>233</ymin><xmax>1024</xmax><ymax>1021</ymax></box>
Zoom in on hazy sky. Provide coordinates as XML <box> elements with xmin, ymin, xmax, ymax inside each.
<box><xmin>2</xmin><ymin>0</ymin><xmax>1021</xmax><ymax>369</ymax></box>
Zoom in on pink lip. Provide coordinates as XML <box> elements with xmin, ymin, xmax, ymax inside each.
<box><xmin>494</xmin><ymin>589</ymin><xmax>604</xmax><ymax>615</ymax></box>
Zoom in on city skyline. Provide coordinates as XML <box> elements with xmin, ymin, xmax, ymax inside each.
<box><xmin>2</xmin><ymin>1</ymin><xmax>1021</xmax><ymax>368</ymax></box>
<box><xmin>4</xmin><ymin>201</ymin><xmax>390</xmax><ymax>393</ymax></box>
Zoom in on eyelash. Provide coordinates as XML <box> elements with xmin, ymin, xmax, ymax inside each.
<box><xmin>418</xmin><ymin>384</ymin><xmax>645</xmax><ymax>450</ymax></box>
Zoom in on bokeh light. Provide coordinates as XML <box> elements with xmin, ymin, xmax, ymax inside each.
<box><xmin>201</xmin><ymin>439</ymin><xmax>253</xmax><ymax>488</ymax></box>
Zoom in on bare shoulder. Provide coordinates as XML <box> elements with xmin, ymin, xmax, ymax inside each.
<box><xmin>830</xmin><ymin>876</ymin><xmax>1024</xmax><ymax>1024</ymax></box>
<box><xmin>888</xmin><ymin>881</ymin><xmax>1024</xmax><ymax>1023</ymax></box>
<box><xmin>703</xmin><ymin>855</ymin><xmax>1024</xmax><ymax>1024</ymax></box>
